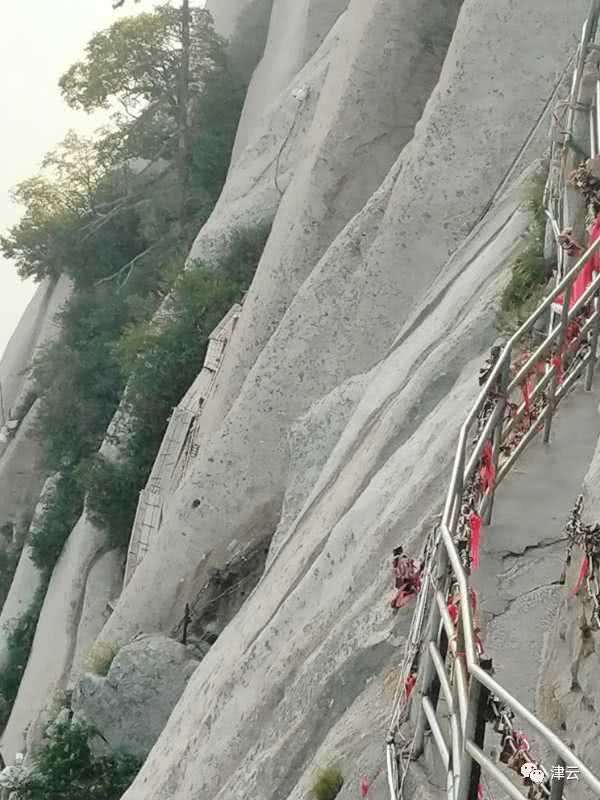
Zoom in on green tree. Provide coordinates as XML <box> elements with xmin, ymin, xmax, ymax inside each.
<box><xmin>31</xmin><ymin>287</ymin><xmax>130</xmax><ymax>470</ymax></box>
<box><xmin>28</xmin><ymin>473</ymin><xmax>83</xmax><ymax>574</ymax></box>
<box><xmin>14</xmin><ymin>721</ymin><xmax>140</xmax><ymax>800</ymax></box>
<box><xmin>60</xmin><ymin>5</ymin><xmax>224</xmax><ymax>151</ymax></box>
<box><xmin>63</xmin><ymin>3</ymin><xmax>223</xmax><ymax>222</ymax></box>
<box><xmin>0</xmin><ymin>583</ymin><xmax>47</xmax><ymax>719</ymax></box>
<box><xmin>0</xmin><ymin>132</ymin><xmax>146</xmax><ymax>284</ymax></box>
<box><xmin>84</xmin><ymin>225</ymin><xmax>270</xmax><ymax>544</ymax></box>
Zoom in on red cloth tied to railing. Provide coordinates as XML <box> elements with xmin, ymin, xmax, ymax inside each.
<box><xmin>447</xmin><ymin>599</ymin><xmax>459</xmax><ymax>625</ymax></box>
<box><xmin>572</xmin><ymin>555</ymin><xmax>589</xmax><ymax>596</ymax></box>
<box><xmin>479</xmin><ymin>440</ymin><xmax>496</xmax><ymax>492</ymax></box>
<box><xmin>469</xmin><ymin>511</ymin><xmax>482</xmax><ymax>569</ymax></box>
<box><xmin>448</xmin><ymin>590</ymin><xmax>480</xmax><ymax>627</ymax></box>
<box><xmin>404</xmin><ymin>673</ymin><xmax>416</xmax><ymax>700</ymax></box>
<box><xmin>553</xmin><ymin>211</ymin><xmax>600</xmax><ymax>312</ymax></box>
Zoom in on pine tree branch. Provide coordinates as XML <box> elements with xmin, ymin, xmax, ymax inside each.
<box><xmin>94</xmin><ymin>243</ymin><xmax>159</xmax><ymax>288</ymax></box>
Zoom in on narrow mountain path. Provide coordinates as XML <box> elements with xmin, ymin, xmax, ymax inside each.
<box><xmin>474</xmin><ymin>378</ymin><xmax>600</xmax><ymax>761</ymax></box>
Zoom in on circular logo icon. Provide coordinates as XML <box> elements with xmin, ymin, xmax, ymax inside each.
<box><xmin>520</xmin><ymin>763</ymin><xmax>544</xmax><ymax>784</ymax></box>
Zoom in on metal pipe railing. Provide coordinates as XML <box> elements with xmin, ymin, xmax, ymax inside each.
<box><xmin>387</xmin><ymin>4</ymin><xmax>600</xmax><ymax>797</ymax></box>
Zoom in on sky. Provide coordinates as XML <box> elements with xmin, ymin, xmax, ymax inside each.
<box><xmin>0</xmin><ymin>0</ymin><xmax>157</xmax><ymax>359</ymax></box>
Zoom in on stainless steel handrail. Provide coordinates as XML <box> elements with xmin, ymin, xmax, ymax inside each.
<box><xmin>387</xmin><ymin>3</ymin><xmax>600</xmax><ymax>798</ymax></box>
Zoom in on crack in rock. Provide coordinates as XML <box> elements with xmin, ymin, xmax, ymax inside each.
<box><xmin>499</xmin><ymin>536</ymin><xmax>564</xmax><ymax>560</ymax></box>
<box><xmin>487</xmin><ymin>580</ymin><xmax>563</xmax><ymax>622</ymax></box>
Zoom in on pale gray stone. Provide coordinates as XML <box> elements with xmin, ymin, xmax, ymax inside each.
<box><xmin>73</xmin><ymin>635</ymin><xmax>199</xmax><ymax>760</ymax></box>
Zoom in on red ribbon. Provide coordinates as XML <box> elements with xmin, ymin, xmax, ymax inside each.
<box><xmin>479</xmin><ymin>440</ymin><xmax>496</xmax><ymax>491</ymax></box>
<box><xmin>447</xmin><ymin>601</ymin><xmax>459</xmax><ymax>625</ymax></box>
<box><xmin>469</xmin><ymin>512</ymin><xmax>482</xmax><ymax>569</ymax></box>
<box><xmin>514</xmin><ymin>732</ymin><xmax>530</xmax><ymax>753</ymax></box>
<box><xmin>360</xmin><ymin>777</ymin><xmax>370</xmax><ymax>797</ymax></box>
<box><xmin>572</xmin><ymin>556</ymin><xmax>589</xmax><ymax>596</ymax></box>
<box><xmin>404</xmin><ymin>673</ymin><xmax>416</xmax><ymax>700</ymax></box>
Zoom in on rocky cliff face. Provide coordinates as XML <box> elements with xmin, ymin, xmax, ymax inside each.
<box><xmin>0</xmin><ymin>0</ymin><xmax>596</xmax><ymax>796</ymax></box>
<box><xmin>0</xmin><ymin>277</ymin><xmax>71</xmax><ymax>521</ymax></box>
<box><xmin>537</xmin><ymin>445</ymin><xmax>600</xmax><ymax>800</ymax></box>
<box><xmin>0</xmin><ymin>277</ymin><xmax>71</xmax><ymax>671</ymax></box>
<box><xmin>101</xmin><ymin>0</ymin><xmax>582</xmax><ymax>649</ymax></box>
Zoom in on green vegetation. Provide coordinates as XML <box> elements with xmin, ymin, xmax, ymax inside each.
<box><xmin>0</xmin><ymin>582</ymin><xmax>47</xmax><ymax>726</ymax></box>
<box><xmin>88</xmin><ymin>641</ymin><xmax>119</xmax><ymax>677</ymax></box>
<box><xmin>28</xmin><ymin>473</ymin><xmax>83</xmax><ymax>574</ymax></box>
<box><xmin>0</xmin><ymin>521</ymin><xmax>27</xmax><ymax>608</ymax></box>
<box><xmin>85</xmin><ymin>224</ymin><xmax>270</xmax><ymax>546</ymax></box>
<box><xmin>13</xmin><ymin>721</ymin><xmax>141</xmax><ymax>800</ymax></box>
<box><xmin>310</xmin><ymin>767</ymin><xmax>344</xmax><ymax>800</ymax></box>
<box><xmin>0</xmin><ymin>2</ymin><xmax>269</xmax><ymax>727</ymax></box>
<box><xmin>1</xmin><ymin>7</ymin><xmax>244</xmax><ymax>287</ymax></box>
<box><xmin>501</xmin><ymin>163</ymin><xmax>551</xmax><ymax>325</ymax></box>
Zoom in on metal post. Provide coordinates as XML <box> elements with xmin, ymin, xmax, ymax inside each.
<box><xmin>455</xmin><ymin>673</ymin><xmax>482</xmax><ymax>800</ymax></box>
<box><xmin>550</xmin><ymin>757</ymin><xmax>566</xmax><ymax>800</ymax></box>
<box><xmin>413</xmin><ymin>547</ymin><xmax>449</xmax><ymax>757</ymax></box>
<box><xmin>412</xmin><ymin>603</ymin><xmax>441</xmax><ymax>758</ymax></box>
<box><xmin>544</xmin><ymin>283</ymin><xmax>571</xmax><ymax>443</ymax></box>
<box><xmin>585</xmin><ymin>294</ymin><xmax>600</xmax><ymax>389</ymax></box>
<box><xmin>596</xmin><ymin>79</ymin><xmax>600</xmax><ymax>152</ymax></box>
<box><xmin>181</xmin><ymin>603</ymin><xmax>191</xmax><ymax>645</ymax></box>
<box><xmin>467</xmin><ymin>658</ymin><xmax>493</xmax><ymax>800</ymax></box>
<box><xmin>429</xmin><ymin>627</ymin><xmax>449</xmax><ymax>714</ymax></box>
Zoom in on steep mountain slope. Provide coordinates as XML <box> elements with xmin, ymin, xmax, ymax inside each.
<box><xmin>122</xmin><ymin>171</ymin><xmax>529</xmax><ymax>800</ymax></box>
<box><xmin>0</xmin><ymin>277</ymin><xmax>71</xmax><ymax>663</ymax></box>
<box><xmin>0</xmin><ymin>0</ymin><xmax>595</xmax><ymax>796</ymax></box>
<box><xmin>538</xmin><ymin>444</ymin><xmax>600</xmax><ymax>800</ymax></box>
<box><xmin>99</xmin><ymin>0</ymin><xmax>582</xmax><ymax>652</ymax></box>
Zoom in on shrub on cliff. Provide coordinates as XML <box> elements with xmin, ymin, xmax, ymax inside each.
<box><xmin>32</xmin><ymin>287</ymin><xmax>130</xmax><ymax>472</ymax></box>
<box><xmin>0</xmin><ymin>520</ymin><xmax>28</xmax><ymax>608</ymax></box>
<box><xmin>0</xmin><ymin>3</ymin><xmax>250</xmax><ymax>725</ymax></box>
<box><xmin>0</xmin><ymin>582</ymin><xmax>47</xmax><ymax>723</ymax></box>
<box><xmin>311</xmin><ymin>767</ymin><xmax>344</xmax><ymax>800</ymax></box>
<box><xmin>28</xmin><ymin>472</ymin><xmax>83</xmax><ymax>575</ymax></box>
<box><xmin>501</xmin><ymin>162</ymin><xmax>552</xmax><ymax>323</ymax></box>
<box><xmin>84</xmin><ymin>224</ymin><xmax>271</xmax><ymax>546</ymax></box>
<box><xmin>79</xmin><ymin>456</ymin><xmax>141</xmax><ymax>550</ymax></box>
<box><xmin>13</xmin><ymin>721</ymin><xmax>140</xmax><ymax>800</ymax></box>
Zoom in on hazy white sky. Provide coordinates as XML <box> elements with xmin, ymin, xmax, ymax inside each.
<box><xmin>0</xmin><ymin>0</ymin><xmax>157</xmax><ymax>359</ymax></box>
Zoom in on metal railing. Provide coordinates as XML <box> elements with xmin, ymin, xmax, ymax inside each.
<box><xmin>387</xmin><ymin>3</ymin><xmax>600</xmax><ymax>798</ymax></box>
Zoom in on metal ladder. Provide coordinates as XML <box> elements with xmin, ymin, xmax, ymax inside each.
<box><xmin>386</xmin><ymin>3</ymin><xmax>600</xmax><ymax>798</ymax></box>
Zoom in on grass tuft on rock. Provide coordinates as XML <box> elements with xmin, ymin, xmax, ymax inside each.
<box><xmin>88</xmin><ymin>642</ymin><xmax>119</xmax><ymax>677</ymax></box>
<box><xmin>501</xmin><ymin>162</ymin><xmax>552</xmax><ymax>326</ymax></box>
<box><xmin>310</xmin><ymin>767</ymin><xmax>344</xmax><ymax>800</ymax></box>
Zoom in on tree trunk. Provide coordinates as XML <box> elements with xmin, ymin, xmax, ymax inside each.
<box><xmin>178</xmin><ymin>0</ymin><xmax>191</xmax><ymax>222</ymax></box>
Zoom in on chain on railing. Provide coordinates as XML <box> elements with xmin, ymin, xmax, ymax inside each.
<box><xmin>560</xmin><ymin>494</ymin><xmax>600</xmax><ymax>627</ymax></box>
<box><xmin>386</xmin><ymin>3</ymin><xmax>600</xmax><ymax>799</ymax></box>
